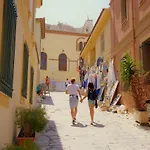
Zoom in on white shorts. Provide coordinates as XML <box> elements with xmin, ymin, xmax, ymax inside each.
<box><xmin>69</xmin><ymin>95</ymin><xmax>79</xmax><ymax>109</ymax></box>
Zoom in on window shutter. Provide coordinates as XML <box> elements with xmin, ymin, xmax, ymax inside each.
<box><xmin>40</xmin><ymin>52</ymin><xmax>47</xmax><ymax>70</ymax></box>
<box><xmin>29</xmin><ymin>67</ymin><xmax>34</xmax><ymax>104</ymax></box>
<box><xmin>22</xmin><ymin>43</ymin><xmax>29</xmax><ymax>98</ymax></box>
<box><xmin>0</xmin><ymin>0</ymin><xmax>17</xmax><ymax>97</ymax></box>
<box><xmin>59</xmin><ymin>54</ymin><xmax>67</xmax><ymax>71</ymax></box>
<box><xmin>79</xmin><ymin>42</ymin><xmax>83</xmax><ymax>51</ymax></box>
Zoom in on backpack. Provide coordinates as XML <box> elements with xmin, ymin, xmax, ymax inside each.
<box><xmin>88</xmin><ymin>89</ymin><xmax>96</xmax><ymax>100</ymax></box>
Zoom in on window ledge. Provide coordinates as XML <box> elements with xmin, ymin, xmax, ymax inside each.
<box><xmin>138</xmin><ymin>0</ymin><xmax>146</xmax><ymax>7</ymax></box>
<box><xmin>0</xmin><ymin>92</ymin><xmax>10</xmax><ymax>108</ymax></box>
<box><xmin>121</xmin><ymin>18</ymin><xmax>128</xmax><ymax>28</ymax></box>
<box><xmin>20</xmin><ymin>96</ymin><xmax>26</xmax><ymax>105</ymax></box>
<box><xmin>59</xmin><ymin>70</ymin><xmax>67</xmax><ymax>72</ymax></box>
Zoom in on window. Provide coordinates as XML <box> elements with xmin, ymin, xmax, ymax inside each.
<box><xmin>40</xmin><ymin>52</ymin><xmax>47</xmax><ymax>70</ymax></box>
<box><xmin>121</xmin><ymin>0</ymin><xmax>127</xmax><ymax>22</ymax></box>
<box><xmin>0</xmin><ymin>0</ymin><xmax>17</xmax><ymax>97</ymax></box>
<box><xmin>141</xmin><ymin>40</ymin><xmax>150</xmax><ymax>72</ymax></box>
<box><xmin>59</xmin><ymin>54</ymin><xmax>67</xmax><ymax>71</ymax></box>
<box><xmin>101</xmin><ymin>33</ymin><xmax>105</xmax><ymax>55</ymax></box>
<box><xmin>22</xmin><ymin>43</ymin><xmax>29</xmax><ymax>98</ymax></box>
<box><xmin>79</xmin><ymin>42</ymin><xmax>83</xmax><ymax>51</ymax></box>
<box><xmin>29</xmin><ymin>67</ymin><xmax>34</xmax><ymax>104</ymax></box>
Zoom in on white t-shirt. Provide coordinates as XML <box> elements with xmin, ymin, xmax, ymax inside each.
<box><xmin>67</xmin><ymin>84</ymin><xmax>79</xmax><ymax>95</ymax></box>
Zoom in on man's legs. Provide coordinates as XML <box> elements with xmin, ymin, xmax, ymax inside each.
<box><xmin>71</xmin><ymin>108</ymin><xmax>75</xmax><ymax>120</ymax></box>
<box><xmin>74</xmin><ymin>107</ymin><xmax>78</xmax><ymax>120</ymax></box>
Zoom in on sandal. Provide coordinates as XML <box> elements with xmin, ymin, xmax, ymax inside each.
<box><xmin>72</xmin><ymin>120</ymin><xmax>75</xmax><ymax>125</ymax></box>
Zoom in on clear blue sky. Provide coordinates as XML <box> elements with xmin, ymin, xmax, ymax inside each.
<box><xmin>36</xmin><ymin>0</ymin><xmax>110</xmax><ymax>27</ymax></box>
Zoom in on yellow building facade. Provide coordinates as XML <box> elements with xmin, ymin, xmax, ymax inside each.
<box><xmin>40</xmin><ymin>21</ymin><xmax>93</xmax><ymax>91</ymax></box>
<box><xmin>0</xmin><ymin>0</ymin><xmax>43</xmax><ymax>147</ymax></box>
<box><xmin>81</xmin><ymin>9</ymin><xmax>111</xmax><ymax>67</ymax></box>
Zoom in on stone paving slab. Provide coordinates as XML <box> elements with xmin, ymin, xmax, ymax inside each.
<box><xmin>36</xmin><ymin>92</ymin><xmax>150</xmax><ymax>150</ymax></box>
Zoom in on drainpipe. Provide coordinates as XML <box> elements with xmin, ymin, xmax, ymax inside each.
<box><xmin>131</xmin><ymin>0</ymin><xmax>136</xmax><ymax>59</ymax></box>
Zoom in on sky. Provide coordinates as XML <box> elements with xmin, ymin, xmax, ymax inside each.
<box><xmin>36</xmin><ymin>0</ymin><xmax>110</xmax><ymax>28</ymax></box>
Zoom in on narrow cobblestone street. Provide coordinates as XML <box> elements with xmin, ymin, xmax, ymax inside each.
<box><xmin>36</xmin><ymin>92</ymin><xmax>150</xmax><ymax>150</ymax></box>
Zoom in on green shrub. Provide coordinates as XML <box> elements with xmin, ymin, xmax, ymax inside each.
<box><xmin>15</xmin><ymin>106</ymin><xmax>48</xmax><ymax>135</ymax></box>
<box><xmin>3</xmin><ymin>140</ymin><xmax>40</xmax><ymax>150</ymax></box>
<box><xmin>120</xmin><ymin>53</ymin><xmax>136</xmax><ymax>90</ymax></box>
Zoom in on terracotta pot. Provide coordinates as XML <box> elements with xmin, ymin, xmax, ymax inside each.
<box><xmin>134</xmin><ymin>109</ymin><xmax>148</xmax><ymax>124</ymax></box>
<box><xmin>17</xmin><ymin>129</ymin><xmax>35</xmax><ymax>146</ymax></box>
<box><xmin>24</xmin><ymin>124</ymin><xmax>32</xmax><ymax>137</ymax></box>
<box><xmin>122</xmin><ymin>92</ymin><xmax>136</xmax><ymax>113</ymax></box>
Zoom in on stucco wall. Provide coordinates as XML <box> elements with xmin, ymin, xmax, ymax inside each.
<box><xmin>0</xmin><ymin>0</ymin><xmax>41</xmax><ymax>147</ymax></box>
<box><xmin>110</xmin><ymin>0</ymin><xmax>150</xmax><ymax>107</ymax></box>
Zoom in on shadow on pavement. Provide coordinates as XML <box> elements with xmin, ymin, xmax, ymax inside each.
<box><xmin>71</xmin><ymin>122</ymin><xmax>88</xmax><ymax>128</ymax></box>
<box><xmin>36</xmin><ymin>120</ymin><xmax>64</xmax><ymax>150</ymax></box>
<box><xmin>136</xmin><ymin>123</ymin><xmax>150</xmax><ymax>131</ymax></box>
<box><xmin>41</xmin><ymin>95</ymin><xmax>54</xmax><ymax>105</ymax></box>
<box><xmin>92</xmin><ymin>122</ymin><xmax>105</xmax><ymax>128</ymax></box>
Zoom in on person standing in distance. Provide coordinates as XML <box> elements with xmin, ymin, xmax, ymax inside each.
<box><xmin>45</xmin><ymin>76</ymin><xmax>50</xmax><ymax>96</ymax></box>
<box><xmin>66</xmin><ymin>77</ymin><xmax>82</xmax><ymax>124</ymax></box>
<box><xmin>65</xmin><ymin>78</ymin><xmax>70</xmax><ymax>88</ymax></box>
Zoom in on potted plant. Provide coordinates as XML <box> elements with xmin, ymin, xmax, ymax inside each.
<box><xmin>130</xmin><ymin>72</ymin><xmax>149</xmax><ymax>123</ymax></box>
<box><xmin>3</xmin><ymin>139</ymin><xmax>40</xmax><ymax>150</ymax></box>
<box><xmin>15</xmin><ymin>106</ymin><xmax>47</xmax><ymax>145</ymax></box>
<box><xmin>120</xmin><ymin>53</ymin><xmax>149</xmax><ymax>123</ymax></box>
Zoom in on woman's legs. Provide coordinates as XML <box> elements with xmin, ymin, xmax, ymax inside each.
<box><xmin>89</xmin><ymin>104</ymin><xmax>95</xmax><ymax>124</ymax></box>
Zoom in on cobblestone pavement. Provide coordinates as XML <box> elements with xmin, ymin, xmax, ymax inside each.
<box><xmin>36</xmin><ymin>92</ymin><xmax>150</xmax><ymax>150</ymax></box>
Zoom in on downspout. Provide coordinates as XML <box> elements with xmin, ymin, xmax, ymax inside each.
<box><xmin>113</xmin><ymin>1</ymin><xmax>115</xmax><ymax>58</ymax></box>
<box><xmin>109</xmin><ymin>0</ymin><xmax>115</xmax><ymax>58</ymax></box>
<box><xmin>131</xmin><ymin>0</ymin><xmax>136</xmax><ymax>58</ymax></box>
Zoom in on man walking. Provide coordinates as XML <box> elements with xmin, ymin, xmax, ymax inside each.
<box><xmin>66</xmin><ymin>77</ymin><xmax>82</xmax><ymax>124</ymax></box>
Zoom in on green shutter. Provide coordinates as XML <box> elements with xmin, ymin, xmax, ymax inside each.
<box><xmin>22</xmin><ymin>43</ymin><xmax>29</xmax><ymax>98</ymax></box>
<box><xmin>0</xmin><ymin>0</ymin><xmax>17</xmax><ymax>97</ymax></box>
<box><xmin>29</xmin><ymin>67</ymin><xmax>34</xmax><ymax>104</ymax></box>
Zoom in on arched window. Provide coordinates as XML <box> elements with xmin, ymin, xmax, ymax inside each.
<box><xmin>79</xmin><ymin>42</ymin><xmax>83</xmax><ymax>51</ymax></box>
<box><xmin>59</xmin><ymin>53</ymin><xmax>67</xmax><ymax>71</ymax></box>
<box><xmin>40</xmin><ymin>52</ymin><xmax>47</xmax><ymax>70</ymax></box>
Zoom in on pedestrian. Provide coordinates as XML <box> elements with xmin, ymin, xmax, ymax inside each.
<box><xmin>65</xmin><ymin>78</ymin><xmax>70</xmax><ymax>88</ymax></box>
<box><xmin>45</xmin><ymin>76</ymin><xmax>50</xmax><ymax>95</ymax></box>
<box><xmin>66</xmin><ymin>77</ymin><xmax>82</xmax><ymax>125</ymax></box>
<box><xmin>36</xmin><ymin>84</ymin><xmax>44</xmax><ymax>102</ymax></box>
<box><xmin>80</xmin><ymin>82</ymin><xmax>97</xmax><ymax>125</ymax></box>
<box><xmin>36</xmin><ymin>84</ymin><xmax>41</xmax><ymax>96</ymax></box>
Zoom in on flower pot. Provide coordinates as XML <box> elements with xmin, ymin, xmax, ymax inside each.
<box><xmin>122</xmin><ymin>92</ymin><xmax>136</xmax><ymax>113</ymax></box>
<box><xmin>134</xmin><ymin>109</ymin><xmax>148</xmax><ymax>124</ymax></box>
<box><xmin>16</xmin><ymin>129</ymin><xmax>35</xmax><ymax>146</ymax></box>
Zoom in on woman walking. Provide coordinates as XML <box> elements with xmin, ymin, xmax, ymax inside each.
<box><xmin>66</xmin><ymin>77</ymin><xmax>82</xmax><ymax>124</ymax></box>
<box><xmin>80</xmin><ymin>82</ymin><xmax>97</xmax><ymax>125</ymax></box>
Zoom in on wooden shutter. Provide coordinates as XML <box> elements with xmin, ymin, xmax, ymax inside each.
<box><xmin>121</xmin><ymin>0</ymin><xmax>127</xmax><ymax>22</ymax></box>
<box><xmin>29</xmin><ymin>67</ymin><xmax>34</xmax><ymax>104</ymax></box>
<box><xmin>59</xmin><ymin>54</ymin><xmax>67</xmax><ymax>71</ymax></box>
<box><xmin>40</xmin><ymin>52</ymin><xmax>47</xmax><ymax>70</ymax></box>
<box><xmin>22</xmin><ymin>43</ymin><xmax>29</xmax><ymax>98</ymax></box>
<box><xmin>0</xmin><ymin>0</ymin><xmax>17</xmax><ymax>97</ymax></box>
<box><xmin>79</xmin><ymin>42</ymin><xmax>83</xmax><ymax>51</ymax></box>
